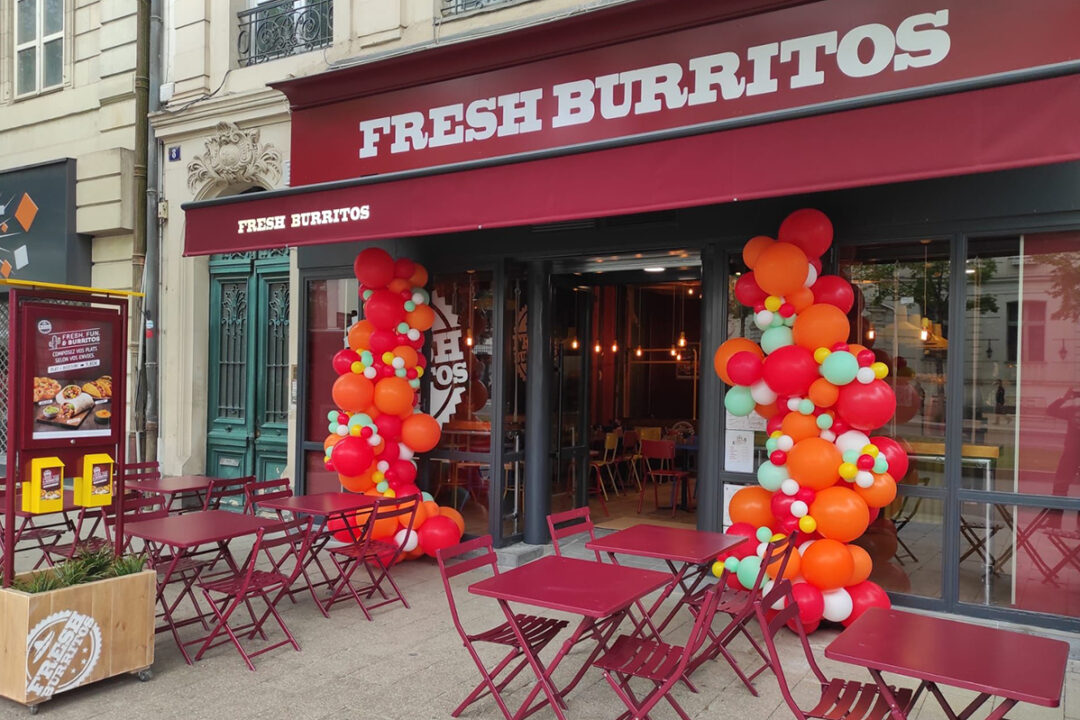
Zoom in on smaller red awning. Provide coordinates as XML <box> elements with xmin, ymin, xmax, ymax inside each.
<box><xmin>183</xmin><ymin>74</ymin><xmax>1080</xmax><ymax>256</ymax></box>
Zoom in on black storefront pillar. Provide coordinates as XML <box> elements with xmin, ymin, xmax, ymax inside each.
<box><xmin>697</xmin><ymin>244</ymin><xmax>724</xmax><ymax>531</ymax></box>
<box><xmin>524</xmin><ymin>260</ymin><xmax>552</xmax><ymax>544</ymax></box>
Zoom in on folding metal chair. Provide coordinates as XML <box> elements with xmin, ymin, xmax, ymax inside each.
<box><xmin>620</xmin><ymin>430</ymin><xmax>643</xmax><ymax>492</ymax></box>
<box><xmin>123</xmin><ymin>461</ymin><xmax>162</xmax><ymax>483</ymax></box>
<box><xmin>1046</xmin><ymin>528</ymin><xmax>1080</xmax><ymax>577</ymax></box>
<box><xmin>592</xmin><ymin>580</ymin><xmax>721</xmax><ymax>720</ymax></box>
<box><xmin>44</xmin><ymin>490</ymin><xmax>141</xmax><ymax>562</ymax></box>
<box><xmin>589</xmin><ymin>432</ymin><xmax>621</xmax><ymax>500</ymax></box>
<box><xmin>755</xmin><ymin>580</ymin><xmax>916</xmax><ymax>720</ymax></box>
<box><xmin>687</xmin><ymin>532</ymin><xmax>796</xmax><ymax>693</ymax></box>
<box><xmin>437</xmin><ymin>535</ymin><xmax>569</xmax><ymax>720</ymax></box>
<box><xmin>638</xmin><ymin>439</ymin><xmax>691</xmax><ymax>517</ymax></box>
<box><xmin>193</xmin><ymin>518</ymin><xmax>313</xmax><ymax>671</ymax></box>
<box><xmin>325</xmin><ymin>494</ymin><xmax>419</xmax><ymax>619</ymax></box>
<box><xmin>203</xmin><ymin>476</ymin><xmax>256</xmax><ymax>511</ymax></box>
<box><xmin>243</xmin><ymin>478</ymin><xmax>293</xmax><ymax>515</ymax></box>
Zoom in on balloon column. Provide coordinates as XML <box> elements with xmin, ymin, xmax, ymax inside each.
<box><xmin>323</xmin><ymin>248</ymin><xmax>464</xmax><ymax>560</ymax></box>
<box><xmin>714</xmin><ymin>209</ymin><xmax>901</xmax><ymax>631</ymax></box>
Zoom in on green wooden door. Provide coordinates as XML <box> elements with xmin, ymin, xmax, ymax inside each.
<box><xmin>207</xmin><ymin>250</ymin><xmax>290</xmax><ymax>482</ymax></box>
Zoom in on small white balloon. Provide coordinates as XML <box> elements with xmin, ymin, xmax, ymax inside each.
<box><xmin>376</xmin><ymin>460</ymin><xmax>390</xmax><ymax>473</ymax></box>
<box><xmin>804</xmin><ymin>264</ymin><xmax>819</xmax><ymax>287</ymax></box>
<box><xmin>822</xmin><ymin>588</ymin><xmax>854</xmax><ymax>623</ymax></box>
<box><xmin>411</xmin><ymin>292</ymin><xmax>425</xmax><ymax>305</ymax></box>
<box><xmin>819</xmin><ymin>429</ymin><xmax>837</xmax><ymax>442</ymax></box>
<box><xmin>398</xmin><ymin>445</ymin><xmax>415</xmax><ymax>460</ymax></box>
<box><xmin>336</xmin><ymin>426</ymin><xmax>348</xmax><ymax>436</ymax></box>
<box><xmin>367</xmin><ymin>433</ymin><xmax>382</xmax><ymax>447</ymax></box>
<box><xmin>855</xmin><ymin>470</ymin><xmax>875</xmax><ymax>488</ymax></box>
<box><xmin>798</xmin><ymin>539</ymin><xmax>816</xmax><ymax>556</ymax></box>
<box><xmin>787</xmin><ymin>397</ymin><xmax>802</xmax><ymax>412</ymax></box>
<box><xmin>836</xmin><ymin>430</ymin><xmax>871</xmax><ymax>454</ymax></box>
<box><xmin>856</xmin><ymin>366</ymin><xmax>876</xmax><ymax>384</ymax></box>
<box><xmin>363</xmin><ymin>367</ymin><xmax>378</xmax><ymax>379</ymax></box>
<box><xmin>392</xmin><ymin>357</ymin><xmax>405</xmax><ymax>369</ymax></box>
<box><xmin>756</xmin><ymin>541</ymin><xmax>769</xmax><ymax>557</ymax></box>
<box><xmin>781</xmin><ymin>478</ymin><xmax>800</xmax><ymax>496</ymax></box>
<box><xmin>790</xmin><ymin>500</ymin><xmax>809</xmax><ymax>518</ymax></box>
<box><xmin>394</xmin><ymin>528</ymin><xmax>419</xmax><ymax>552</ymax></box>
<box><xmin>754</xmin><ymin>310</ymin><xmax>775</xmax><ymax>330</ymax></box>
<box><xmin>750</xmin><ymin>379</ymin><xmax>778</xmax><ymax>405</ymax></box>
<box><xmin>777</xmin><ymin>435</ymin><xmax>794</xmax><ymax>452</ymax></box>
<box><xmin>407</xmin><ymin>328</ymin><xmax>421</xmax><ymax>341</ymax></box>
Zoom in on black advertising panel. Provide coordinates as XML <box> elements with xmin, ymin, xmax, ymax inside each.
<box><xmin>0</xmin><ymin>159</ymin><xmax>89</xmax><ymax>288</ymax></box>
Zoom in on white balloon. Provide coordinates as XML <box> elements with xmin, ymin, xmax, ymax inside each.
<box><xmin>376</xmin><ymin>460</ymin><xmax>390</xmax><ymax>473</ymax></box>
<box><xmin>367</xmin><ymin>433</ymin><xmax>382</xmax><ymax>447</ymax></box>
<box><xmin>398</xmin><ymin>446</ymin><xmax>415</xmax><ymax>461</ymax></box>
<box><xmin>407</xmin><ymin>328</ymin><xmax>421</xmax><ymax>341</ymax></box>
<box><xmin>798</xmin><ymin>539</ymin><xmax>816</xmax><ymax>556</ymax></box>
<box><xmin>790</xmin><ymin>500</ymin><xmax>809</xmax><ymax>518</ymax></box>
<box><xmin>363</xmin><ymin>367</ymin><xmax>378</xmax><ymax>379</ymax></box>
<box><xmin>819</xmin><ymin>429</ymin><xmax>837</xmax><ymax>442</ymax></box>
<box><xmin>804</xmin><ymin>264</ymin><xmax>819</xmax><ymax>287</ymax></box>
<box><xmin>822</xmin><ymin>588</ymin><xmax>854</xmax><ymax>623</ymax></box>
<box><xmin>855</xmin><ymin>470</ymin><xmax>875</xmax><ymax>488</ymax></box>
<box><xmin>336</xmin><ymin>426</ymin><xmax>348</xmax><ymax>436</ymax></box>
<box><xmin>392</xmin><ymin>357</ymin><xmax>406</xmax><ymax>369</ymax></box>
<box><xmin>777</xmin><ymin>435</ymin><xmax>794</xmax><ymax>452</ymax></box>
<box><xmin>750</xmin><ymin>379</ymin><xmax>778</xmax><ymax>405</ymax></box>
<box><xmin>836</xmin><ymin>430</ymin><xmax>871</xmax><ymax>454</ymax></box>
<box><xmin>781</xmin><ymin>478</ymin><xmax>800</xmax><ymax>496</ymax></box>
<box><xmin>763</xmin><ymin>580</ymin><xmax>787</xmax><ymax>610</ymax></box>
<box><xmin>856</xmin><ymin>366</ymin><xmax>876</xmax><ymax>384</ymax></box>
<box><xmin>394</xmin><ymin>528</ymin><xmax>419</xmax><ymax>552</ymax></box>
<box><xmin>756</xmin><ymin>541</ymin><xmax>769</xmax><ymax>557</ymax></box>
<box><xmin>754</xmin><ymin>310</ymin><xmax>775</xmax><ymax>330</ymax></box>
<box><xmin>787</xmin><ymin>397</ymin><xmax>802</xmax><ymax>412</ymax></box>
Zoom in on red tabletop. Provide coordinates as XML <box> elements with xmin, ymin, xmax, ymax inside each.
<box><xmin>586</xmin><ymin>523</ymin><xmax>747</xmax><ymax>565</ymax></box>
<box><xmin>127</xmin><ymin>475</ymin><xmax>216</xmax><ymax>495</ymax></box>
<box><xmin>825</xmin><ymin>607</ymin><xmax>1069</xmax><ymax>707</ymax></box>
<box><xmin>257</xmin><ymin>492</ymin><xmax>377</xmax><ymax>516</ymax></box>
<box><xmin>124</xmin><ymin>510</ymin><xmax>279</xmax><ymax>548</ymax></box>
<box><xmin>470</xmin><ymin>555</ymin><xmax>669</xmax><ymax>618</ymax></box>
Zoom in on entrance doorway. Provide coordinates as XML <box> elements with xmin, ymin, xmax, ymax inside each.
<box><xmin>550</xmin><ymin>252</ymin><xmax>703</xmax><ymax>530</ymax></box>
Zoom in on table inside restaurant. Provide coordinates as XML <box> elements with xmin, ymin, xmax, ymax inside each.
<box><xmin>470</xmin><ymin>554</ymin><xmax>670</xmax><ymax>720</ymax></box>
<box><xmin>127</xmin><ymin>474</ymin><xmax>216</xmax><ymax>512</ymax></box>
<box><xmin>586</xmin><ymin>523</ymin><xmax>747</xmax><ymax>635</ymax></box>
<box><xmin>825</xmin><ymin>607</ymin><xmax>1069</xmax><ymax>720</ymax></box>
<box><xmin>257</xmin><ymin>492</ymin><xmax>378</xmax><ymax>617</ymax></box>
<box><xmin>125</xmin><ymin>509</ymin><xmax>280</xmax><ymax>664</ymax></box>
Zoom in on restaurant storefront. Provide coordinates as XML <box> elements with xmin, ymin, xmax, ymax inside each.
<box><xmin>182</xmin><ymin>0</ymin><xmax>1080</xmax><ymax>631</ymax></box>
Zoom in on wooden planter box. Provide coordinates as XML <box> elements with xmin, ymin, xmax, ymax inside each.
<box><xmin>0</xmin><ymin>569</ymin><xmax>155</xmax><ymax>711</ymax></box>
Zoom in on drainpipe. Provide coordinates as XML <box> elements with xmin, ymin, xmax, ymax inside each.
<box><xmin>144</xmin><ymin>0</ymin><xmax>162</xmax><ymax>462</ymax></box>
<box><xmin>133</xmin><ymin>0</ymin><xmax>150</xmax><ymax>459</ymax></box>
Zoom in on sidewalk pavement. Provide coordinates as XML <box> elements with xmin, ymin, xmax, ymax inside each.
<box><xmin>6</xmin><ymin>530</ymin><xmax>1079</xmax><ymax>720</ymax></box>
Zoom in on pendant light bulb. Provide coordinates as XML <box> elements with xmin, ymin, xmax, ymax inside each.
<box><xmin>570</xmin><ymin>337</ymin><xmax>579</xmax><ymax>350</ymax></box>
<box><xmin>866</xmin><ymin>328</ymin><xmax>876</xmax><ymax>341</ymax></box>
<box><xmin>594</xmin><ymin>341</ymin><xmax>602</xmax><ymax>354</ymax></box>
<box><xmin>465</xmin><ymin>328</ymin><xmax>474</xmax><ymax>347</ymax></box>
<box><xmin>920</xmin><ymin>327</ymin><xmax>929</xmax><ymax>342</ymax></box>
<box><xmin>676</xmin><ymin>352</ymin><xmax>683</xmax><ymax>361</ymax></box>
<box><xmin>669</xmin><ymin>347</ymin><xmax>677</xmax><ymax>357</ymax></box>
<box><xmin>635</xmin><ymin>346</ymin><xmax>643</xmax><ymax>357</ymax></box>
<box><xmin>677</xmin><ymin>331</ymin><xmax>687</xmax><ymax>348</ymax></box>
<box><xmin>611</xmin><ymin>341</ymin><xmax>618</xmax><ymax>353</ymax></box>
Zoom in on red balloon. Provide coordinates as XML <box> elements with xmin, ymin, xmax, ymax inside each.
<box><xmin>332</xmin><ymin>349</ymin><xmax>361</xmax><ymax>376</ymax></box>
<box><xmin>389</xmin><ymin>459</ymin><xmax>417</xmax><ymax>486</ymax></box>
<box><xmin>788</xmin><ymin>581</ymin><xmax>825</xmax><ymax>628</ymax></box>
<box><xmin>843</xmin><ymin>581</ymin><xmax>891</xmax><ymax>627</ymax></box>
<box><xmin>720</xmin><ymin>523</ymin><xmax>757</xmax><ymax>560</ymax></box>
<box><xmin>766</xmin><ymin>413</ymin><xmax>783</xmax><ymax>435</ymax></box>
<box><xmin>374</xmin><ymin>413</ymin><xmax>404</xmax><ymax>441</ymax></box>
<box><xmin>771</xmin><ymin>492</ymin><xmax>796</xmax><ymax>521</ymax></box>
<box><xmin>394</xmin><ymin>257</ymin><xmax>416</xmax><ymax>280</ymax></box>
<box><xmin>733</xmin><ymin>272</ymin><xmax>768</xmax><ymax>307</ymax></box>
<box><xmin>869</xmin><ymin>436</ymin><xmax>909</xmax><ymax>480</ymax></box>
<box><xmin>354</xmin><ymin>248</ymin><xmax>396</xmax><ymax>288</ymax></box>
<box><xmin>364</xmin><ymin>290</ymin><xmax>407</xmax><ymax>331</ymax></box>
<box><xmin>762</xmin><ymin>345</ymin><xmax>820</xmax><ymax>397</ymax></box>
<box><xmin>836</xmin><ymin>380</ymin><xmax>896</xmax><ymax>431</ymax></box>
<box><xmin>811</xmin><ymin>275</ymin><xmax>855</xmax><ymax>314</ymax></box>
<box><xmin>418</xmin><ymin>515</ymin><xmax>462</xmax><ymax>557</ymax></box>
<box><xmin>331</xmin><ymin>436</ymin><xmax>374</xmax><ymax>477</ymax></box>
<box><xmin>727</xmin><ymin>351</ymin><xmax>764</xmax><ymax>386</ymax></box>
<box><xmin>369</xmin><ymin>329</ymin><xmax>397</xmax><ymax>355</ymax></box>
<box><xmin>778</xmin><ymin>209</ymin><xmax>833</xmax><ymax>258</ymax></box>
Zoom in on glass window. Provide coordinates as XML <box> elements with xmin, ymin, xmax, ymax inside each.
<box><xmin>304</xmin><ymin>277</ymin><xmax>358</xmax><ymax>443</ymax></box>
<box><xmin>870</xmin><ymin>496</ymin><xmax>944</xmax><ymax>600</ymax></box>
<box><xmin>14</xmin><ymin>0</ymin><xmax>64</xmax><ymax>96</ymax></box>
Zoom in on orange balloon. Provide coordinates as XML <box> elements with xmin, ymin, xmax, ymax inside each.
<box><xmin>808</xmin><ymin>378</ymin><xmax>840</xmax><ymax>408</ymax></box>
<box><xmin>810</xmin><ymin>486</ymin><xmax>870</xmax><ymax>542</ymax></box>
<box><xmin>340</xmin><ymin>469</ymin><xmax>375</xmax><ymax>493</ymax></box>
<box><xmin>780</xmin><ymin>412</ymin><xmax>820</xmax><ymax>443</ymax></box>
<box><xmin>767</xmin><ymin>545</ymin><xmax>801</xmax><ymax>581</ymax></box>
<box><xmin>348</xmin><ymin>320</ymin><xmax>375</xmax><ymax>352</ymax></box>
<box><xmin>848</xmin><ymin>544</ymin><xmax>873</xmax><ymax>585</ymax></box>
<box><xmin>406</xmin><ymin>304</ymin><xmax>435</xmax><ymax>332</ymax></box>
<box><xmin>373</xmin><ymin>376</ymin><xmax>414</xmax><ymax>415</ymax></box>
<box><xmin>332</xmin><ymin>373</ymin><xmax>375</xmax><ymax>413</ymax></box>
<box><xmin>787</xmin><ymin>286</ymin><xmax>815</xmax><ymax>313</ymax></box>
<box><xmin>786</xmin><ymin>437</ymin><xmax>841</xmax><ymax>491</ymax></box>
<box><xmin>754</xmin><ymin>242</ymin><xmax>809</xmax><ymax>297</ymax></box>
<box><xmin>793</xmin><ymin>304</ymin><xmax>851</xmax><ymax>352</ymax></box>
<box><xmin>423</xmin><ymin>500</ymin><xmax>441</xmax><ymax>522</ymax></box>
<box><xmin>801</xmin><ymin>539</ymin><xmax>855</xmax><ymax>590</ymax></box>
<box><xmin>394</xmin><ymin>345</ymin><xmax>419</xmax><ymax>368</ymax></box>
<box><xmin>408</xmin><ymin>264</ymin><xmax>429</xmax><ymax>288</ymax></box>
<box><xmin>713</xmin><ymin>338</ymin><xmax>764</xmax><ymax>386</ymax></box>
<box><xmin>755</xmin><ymin>401</ymin><xmax>780</xmax><ymax>419</ymax></box>
<box><xmin>369</xmin><ymin>510</ymin><xmax>399</xmax><ymax>540</ymax></box>
<box><xmin>439</xmin><ymin>506</ymin><xmax>466</xmax><ymax>536</ymax></box>
<box><xmin>388</xmin><ymin>278</ymin><xmax>412</xmax><ymax>294</ymax></box>
<box><xmin>847</xmin><ymin>343</ymin><xmax>870</xmax><ymax>357</ymax></box>
<box><xmin>324</xmin><ymin>434</ymin><xmax>344</xmax><ymax>451</ymax></box>
<box><xmin>856</xmin><ymin>472</ymin><xmax>898</xmax><ymax>509</ymax></box>
<box><xmin>402</xmin><ymin>546</ymin><xmax>426</xmax><ymax>561</ymax></box>
<box><xmin>401</xmin><ymin>413</ymin><xmax>441</xmax><ymax>452</ymax></box>
<box><xmin>406</xmin><ymin>499</ymin><xmax>429</xmax><ymax>528</ymax></box>
<box><xmin>742</xmin><ymin>235</ymin><xmax>775</xmax><ymax>269</ymax></box>
<box><xmin>728</xmin><ymin>486</ymin><xmax>776</xmax><ymax>529</ymax></box>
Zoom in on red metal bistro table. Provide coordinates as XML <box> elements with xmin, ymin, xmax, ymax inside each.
<box><xmin>125</xmin><ymin>510</ymin><xmax>281</xmax><ymax>664</ymax></box>
<box><xmin>127</xmin><ymin>474</ymin><xmax>216</xmax><ymax>512</ymax></box>
<box><xmin>586</xmin><ymin>523</ymin><xmax>747</xmax><ymax>635</ymax></box>
<box><xmin>257</xmin><ymin>492</ymin><xmax>378</xmax><ymax>617</ymax></box>
<box><xmin>825</xmin><ymin>607</ymin><xmax>1069</xmax><ymax>720</ymax></box>
<box><xmin>470</xmin><ymin>555</ymin><xmax>669</xmax><ymax>720</ymax></box>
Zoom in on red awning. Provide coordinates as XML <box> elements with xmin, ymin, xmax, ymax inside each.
<box><xmin>183</xmin><ymin>74</ymin><xmax>1080</xmax><ymax>256</ymax></box>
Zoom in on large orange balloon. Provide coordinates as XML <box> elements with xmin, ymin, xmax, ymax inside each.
<box><xmin>787</xmin><ymin>286</ymin><xmax>815</xmax><ymax>313</ymax></box>
<box><xmin>406</xmin><ymin>499</ymin><xmax>429</xmax><ymax>528</ymax></box>
<box><xmin>406</xmin><ymin>304</ymin><xmax>435</xmax><ymax>332</ymax></box>
<box><xmin>810</xmin><ymin>486</ymin><xmax>870</xmax><ymax>542</ymax></box>
<box><xmin>855</xmin><ymin>472</ymin><xmax>898</xmax><ymax>509</ymax></box>
<box><xmin>728</xmin><ymin>486</ymin><xmax>776</xmax><ymax>529</ymax></box>
<box><xmin>340</xmin><ymin>469</ymin><xmax>375</xmax><ymax>493</ymax></box>
<box><xmin>786</xmin><ymin>437</ymin><xmax>841</xmax><ymax>491</ymax></box>
<box><xmin>848</xmin><ymin>544</ymin><xmax>873</xmax><ymax>585</ymax></box>
<box><xmin>801</xmin><ymin>539</ymin><xmax>855</xmax><ymax>590</ymax></box>
<box><xmin>793</xmin><ymin>304</ymin><xmax>851</xmax><ymax>352</ymax></box>
<box><xmin>780</xmin><ymin>412</ymin><xmax>820</xmax><ymax>443</ymax></box>
<box><xmin>439</xmin><ymin>506</ymin><xmax>466</xmax><ymax>536</ymax></box>
<box><xmin>742</xmin><ymin>235</ymin><xmax>774</xmax><ymax>269</ymax></box>
<box><xmin>767</xmin><ymin>545</ymin><xmax>801</xmax><ymax>580</ymax></box>
<box><xmin>361</xmin><ymin>505</ymin><xmax>399</xmax><ymax>539</ymax></box>
<box><xmin>754</xmin><ymin>242</ymin><xmax>809</xmax><ymax>297</ymax></box>
<box><xmin>408</xmin><ymin>264</ymin><xmax>429</xmax><ymax>288</ymax></box>
<box><xmin>388</xmin><ymin>278</ymin><xmax>412</xmax><ymax>294</ymax></box>
<box><xmin>713</xmin><ymin>338</ymin><xmax>764</xmax><ymax>386</ymax></box>
<box><xmin>401</xmin><ymin>413</ymin><xmax>441</xmax><ymax>452</ymax></box>
<box><xmin>348</xmin><ymin>320</ymin><xmax>375</xmax><ymax>352</ymax></box>
<box><xmin>755</xmin><ymin>401</ymin><xmax>780</xmax><ymax>419</ymax></box>
<box><xmin>332</xmin><ymin>373</ymin><xmax>375</xmax><ymax>413</ymax></box>
<box><xmin>808</xmin><ymin>378</ymin><xmax>840</xmax><ymax>408</ymax></box>
<box><xmin>394</xmin><ymin>345</ymin><xmax>419</xmax><ymax>368</ymax></box>
<box><xmin>373</xmin><ymin>376</ymin><xmax>414</xmax><ymax>415</ymax></box>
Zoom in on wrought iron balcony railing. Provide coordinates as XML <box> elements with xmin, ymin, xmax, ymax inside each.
<box><xmin>441</xmin><ymin>0</ymin><xmax>516</xmax><ymax>17</ymax></box>
<box><xmin>237</xmin><ymin>0</ymin><xmax>333</xmax><ymax>67</ymax></box>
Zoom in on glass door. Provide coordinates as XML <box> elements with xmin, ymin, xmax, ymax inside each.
<box><xmin>550</xmin><ymin>280</ymin><xmax>590</xmax><ymax>513</ymax></box>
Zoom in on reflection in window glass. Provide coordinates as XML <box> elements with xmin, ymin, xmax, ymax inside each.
<box><xmin>304</xmin><ymin>278</ymin><xmax>358</xmax><ymax>443</ymax></box>
<box><xmin>862</xmin><ymin>495</ymin><xmax>943</xmax><ymax>599</ymax></box>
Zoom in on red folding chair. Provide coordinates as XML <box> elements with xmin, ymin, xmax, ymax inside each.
<box><xmin>687</xmin><ymin>532</ymin><xmax>796</xmax><ymax>693</ymax></box>
<box><xmin>638</xmin><ymin>439</ymin><xmax>691</xmax><ymax>517</ymax></box>
<box><xmin>592</xmin><ymin>580</ymin><xmax>721</xmax><ymax>720</ymax></box>
<box><xmin>242</xmin><ymin>478</ymin><xmax>292</xmax><ymax>515</ymax></box>
<box><xmin>44</xmin><ymin>490</ymin><xmax>142</xmax><ymax>562</ymax></box>
<box><xmin>437</xmin><ymin>535</ymin><xmax>569</xmax><ymax>720</ymax></box>
<box><xmin>203</xmin><ymin>476</ymin><xmax>255</xmax><ymax>511</ymax></box>
<box><xmin>755</xmin><ymin>580</ymin><xmax>915</xmax><ymax>720</ymax></box>
<box><xmin>123</xmin><ymin>461</ymin><xmax>162</xmax><ymax>483</ymax></box>
<box><xmin>193</xmin><ymin>517</ymin><xmax>313</xmax><ymax>671</ymax></box>
<box><xmin>325</xmin><ymin>494</ymin><xmax>419</xmax><ymax>619</ymax></box>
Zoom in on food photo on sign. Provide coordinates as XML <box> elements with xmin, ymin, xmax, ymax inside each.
<box><xmin>29</xmin><ymin>314</ymin><xmax>114</xmax><ymax>440</ymax></box>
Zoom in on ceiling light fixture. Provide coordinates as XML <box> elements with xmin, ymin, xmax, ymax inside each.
<box><xmin>644</xmin><ymin>267</ymin><xmax>665</xmax><ymax>273</ymax></box>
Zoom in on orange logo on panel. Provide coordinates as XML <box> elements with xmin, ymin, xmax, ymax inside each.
<box><xmin>15</xmin><ymin>193</ymin><xmax>38</xmax><ymax>231</ymax></box>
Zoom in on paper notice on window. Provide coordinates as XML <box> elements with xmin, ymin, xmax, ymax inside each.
<box><xmin>724</xmin><ymin>430</ymin><xmax>755</xmax><ymax>473</ymax></box>
<box><xmin>725</xmin><ymin>410</ymin><xmax>766</xmax><ymax>432</ymax></box>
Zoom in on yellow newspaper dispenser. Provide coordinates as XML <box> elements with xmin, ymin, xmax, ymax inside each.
<box><xmin>23</xmin><ymin>457</ymin><xmax>65</xmax><ymax>514</ymax></box>
<box><xmin>75</xmin><ymin>454</ymin><xmax>115</xmax><ymax>507</ymax></box>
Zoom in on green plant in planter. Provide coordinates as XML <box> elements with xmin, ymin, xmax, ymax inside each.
<box><xmin>13</xmin><ymin>570</ymin><xmax>64</xmax><ymax>594</ymax></box>
<box><xmin>9</xmin><ymin>548</ymin><xmax>148</xmax><ymax>593</ymax></box>
<box><xmin>75</xmin><ymin>545</ymin><xmax>117</xmax><ymax>580</ymax></box>
<box><xmin>109</xmin><ymin>553</ymin><xmax>147</xmax><ymax>577</ymax></box>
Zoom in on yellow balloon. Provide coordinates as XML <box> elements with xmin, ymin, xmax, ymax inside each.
<box><xmin>764</xmin><ymin>295</ymin><xmax>782</xmax><ymax>312</ymax></box>
<box><xmin>813</xmin><ymin>347</ymin><xmax>831</xmax><ymax>364</ymax></box>
<box><xmin>798</xmin><ymin>515</ymin><xmax>818</xmax><ymax>534</ymax></box>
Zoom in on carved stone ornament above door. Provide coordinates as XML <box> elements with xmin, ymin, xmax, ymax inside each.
<box><xmin>187</xmin><ymin>122</ymin><xmax>282</xmax><ymax>196</ymax></box>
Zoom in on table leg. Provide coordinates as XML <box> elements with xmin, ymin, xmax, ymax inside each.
<box><xmin>647</xmin><ymin>561</ymin><xmax>710</xmax><ymax>637</ymax></box>
<box><xmin>925</xmin><ymin>680</ymin><xmax>994</xmax><ymax>720</ymax></box>
<box><xmin>867</xmin><ymin>669</ymin><xmax>914</xmax><ymax>720</ymax></box>
<box><xmin>496</xmin><ymin>599</ymin><xmax>572</xmax><ymax>720</ymax></box>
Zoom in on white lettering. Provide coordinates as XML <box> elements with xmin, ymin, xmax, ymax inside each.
<box><xmin>745</xmin><ymin>42</ymin><xmax>780</xmax><ymax>96</ymax></box>
<box><xmin>359</xmin><ymin>117</ymin><xmax>391</xmax><ymax>159</ymax></box>
<box><xmin>894</xmin><ymin>10</ymin><xmax>950</xmax><ymax>71</ymax></box>
<box><xmin>837</xmin><ymin>23</ymin><xmax>896</xmax><ymax>78</ymax></box>
<box><xmin>596</xmin><ymin>73</ymin><xmax>633</xmax><ymax>119</ymax></box>
<box><xmin>465</xmin><ymin>97</ymin><xmax>498</xmax><ymax>142</ymax></box>
<box><xmin>780</xmin><ymin>32</ymin><xmax>838</xmax><ymax>89</ymax></box>
<box><xmin>428</xmin><ymin>103</ymin><xmax>465</xmax><ymax>148</ymax></box>
<box><xmin>390</xmin><ymin>111</ymin><xmax>429</xmax><ymax>154</ymax></box>
<box><xmin>551</xmin><ymin>79</ymin><xmax>595</xmax><ymax>128</ymax></box>
<box><xmin>496</xmin><ymin>89</ymin><xmax>544</xmax><ymax>137</ymax></box>
<box><xmin>687</xmin><ymin>53</ymin><xmax>746</xmax><ymax>104</ymax></box>
<box><xmin>624</xmin><ymin>63</ymin><xmax>688</xmax><ymax>114</ymax></box>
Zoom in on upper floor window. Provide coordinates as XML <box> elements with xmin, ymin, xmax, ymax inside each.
<box><xmin>237</xmin><ymin>0</ymin><xmax>332</xmax><ymax>68</ymax></box>
<box><xmin>15</xmin><ymin>0</ymin><xmax>64</xmax><ymax>97</ymax></box>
